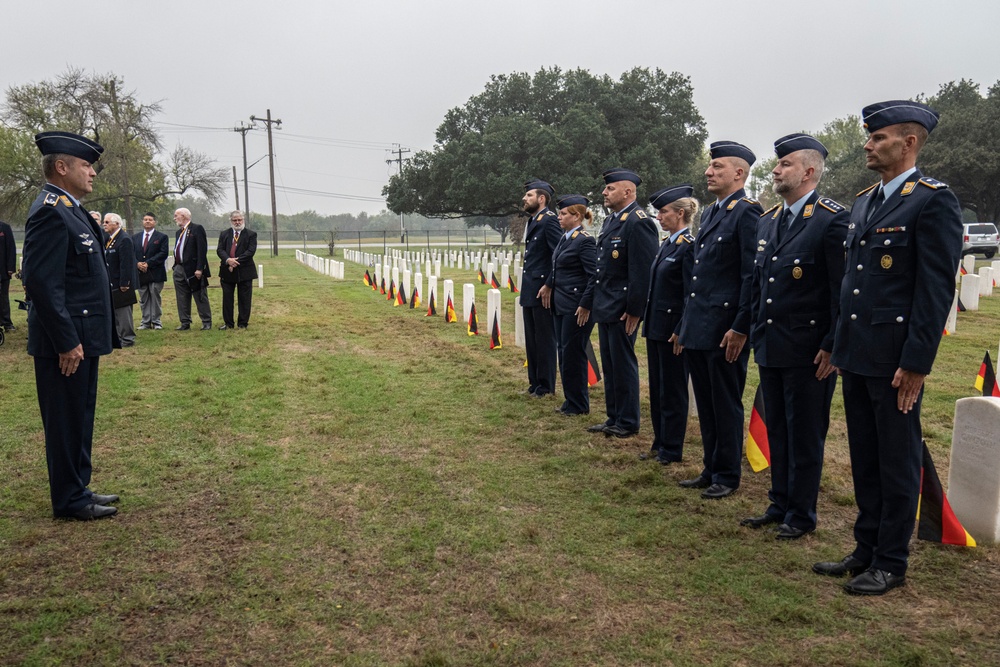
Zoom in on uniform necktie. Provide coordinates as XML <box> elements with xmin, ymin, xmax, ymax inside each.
<box><xmin>867</xmin><ymin>187</ymin><xmax>885</xmax><ymax>222</ymax></box>
<box><xmin>776</xmin><ymin>208</ymin><xmax>792</xmax><ymax>244</ymax></box>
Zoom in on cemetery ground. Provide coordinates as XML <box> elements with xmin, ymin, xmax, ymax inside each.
<box><xmin>1</xmin><ymin>254</ymin><xmax>999</xmax><ymax>667</ymax></box>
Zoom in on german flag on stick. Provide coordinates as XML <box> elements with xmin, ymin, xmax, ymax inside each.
<box><xmin>477</xmin><ymin>268</ymin><xmax>486</xmax><ymax>285</ymax></box>
<box><xmin>410</xmin><ymin>287</ymin><xmax>421</xmax><ymax>309</ymax></box>
<box><xmin>507</xmin><ymin>275</ymin><xmax>519</xmax><ymax>293</ymax></box>
<box><xmin>745</xmin><ymin>385</ymin><xmax>770</xmax><ymax>473</ymax></box>
<box><xmin>917</xmin><ymin>441</ymin><xmax>977</xmax><ymax>546</ymax></box>
<box><xmin>380</xmin><ymin>277</ymin><xmax>386</xmax><ymax>295</ymax></box>
<box><xmin>490</xmin><ymin>272</ymin><xmax>501</xmax><ymax>289</ymax></box>
<box><xmin>445</xmin><ymin>295</ymin><xmax>457</xmax><ymax>323</ymax></box>
<box><xmin>585</xmin><ymin>339</ymin><xmax>601</xmax><ymax>386</ymax></box>
<box><xmin>387</xmin><ymin>280</ymin><xmax>396</xmax><ymax>302</ymax></box>
<box><xmin>975</xmin><ymin>351</ymin><xmax>1000</xmax><ymax>397</ymax></box>
<box><xmin>363</xmin><ymin>270</ymin><xmax>372</xmax><ymax>287</ymax></box>
<box><xmin>395</xmin><ymin>283</ymin><xmax>407</xmax><ymax>307</ymax></box>
<box><xmin>468</xmin><ymin>303</ymin><xmax>479</xmax><ymax>336</ymax></box>
<box><xmin>426</xmin><ymin>292</ymin><xmax>437</xmax><ymax>317</ymax></box>
<box><xmin>490</xmin><ymin>314</ymin><xmax>501</xmax><ymax>349</ymax></box>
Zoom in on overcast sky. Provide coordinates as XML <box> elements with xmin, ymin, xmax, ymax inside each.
<box><xmin>2</xmin><ymin>0</ymin><xmax>998</xmax><ymax>217</ymax></box>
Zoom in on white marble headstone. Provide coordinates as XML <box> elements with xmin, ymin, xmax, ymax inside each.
<box><xmin>948</xmin><ymin>396</ymin><xmax>1000</xmax><ymax>543</ymax></box>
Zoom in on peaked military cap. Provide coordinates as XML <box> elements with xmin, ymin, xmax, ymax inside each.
<box><xmin>557</xmin><ymin>194</ymin><xmax>589</xmax><ymax>209</ymax></box>
<box><xmin>34</xmin><ymin>131</ymin><xmax>104</xmax><ymax>163</ymax></box>
<box><xmin>709</xmin><ymin>141</ymin><xmax>756</xmax><ymax>166</ymax></box>
<box><xmin>602</xmin><ymin>168</ymin><xmax>641</xmax><ymax>186</ymax></box>
<box><xmin>862</xmin><ymin>100</ymin><xmax>940</xmax><ymax>133</ymax></box>
<box><xmin>648</xmin><ymin>184</ymin><xmax>694</xmax><ymax>210</ymax></box>
<box><xmin>524</xmin><ymin>178</ymin><xmax>554</xmax><ymax>197</ymax></box>
<box><xmin>774</xmin><ymin>133</ymin><xmax>828</xmax><ymax>159</ymax></box>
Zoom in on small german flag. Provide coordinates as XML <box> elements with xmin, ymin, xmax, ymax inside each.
<box><xmin>959</xmin><ymin>265</ymin><xmax>968</xmax><ymax>276</ymax></box>
<box><xmin>917</xmin><ymin>441</ymin><xmax>976</xmax><ymax>546</ymax></box>
<box><xmin>426</xmin><ymin>292</ymin><xmax>437</xmax><ymax>317</ymax></box>
<box><xmin>410</xmin><ymin>287</ymin><xmax>421</xmax><ymax>309</ymax></box>
<box><xmin>585</xmin><ymin>339</ymin><xmax>601</xmax><ymax>386</ymax></box>
<box><xmin>477</xmin><ymin>268</ymin><xmax>486</xmax><ymax>284</ymax></box>
<box><xmin>490</xmin><ymin>272</ymin><xmax>500</xmax><ymax>289</ymax></box>
<box><xmin>507</xmin><ymin>275</ymin><xmax>519</xmax><ymax>293</ymax></box>
<box><xmin>445</xmin><ymin>295</ymin><xmax>457</xmax><ymax>323</ymax></box>
<box><xmin>363</xmin><ymin>270</ymin><xmax>372</xmax><ymax>287</ymax></box>
<box><xmin>490</xmin><ymin>314</ymin><xmax>501</xmax><ymax>349</ymax></box>
<box><xmin>387</xmin><ymin>280</ymin><xmax>396</xmax><ymax>302</ymax></box>
<box><xmin>957</xmin><ymin>295</ymin><xmax>967</xmax><ymax>312</ymax></box>
<box><xmin>395</xmin><ymin>283</ymin><xmax>407</xmax><ymax>307</ymax></box>
<box><xmin>974</xmin><ymin>351</ymin><xmax>1000</xmax><ymax>397</ymax></box>
<box><xmin>746</xmin><ymin>385</ymin><xmax>770</xmax><ymax>473</ymax></box>
<box><xmin>380</xmin><ymin>277</ymin><xmax>386</xmax><ymax>295</ymax></box>
<box><xmin>468</xmin><ymin>303</ymin><xmax>480</xmax><ymax>336</ymax></box>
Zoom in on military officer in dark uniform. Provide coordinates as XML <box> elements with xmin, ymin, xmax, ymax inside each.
<box><xmin>814</xmin><ymin>102</ymin><xmax>962</xmax><ymax>595</ymax></box>
<box><xmin>641</xmin><ymin>185</ymin><xmax>697</xmax><ymax>465</ymax></box>
<box><xmin>677</xmin><ymin>142</ymin><xmax>763</xmax><ymax>499</ymax></box>
<box><xmin>741</xmin><ymin>134</ymin><xmax>849</xmax><ymax>538</ymax></box>
<box><xmin>538</xmin><ymin>195</ymin><xmax>597</xmax><ymax>416</ymax></box>
<box><xmin>22</xmin><ymin>131</ymin><xmax>121</xmax><ymax>520</ymax></box>
<box><xmin>579</xmin><ymin>168</ymin><xmax>659</xmax><ymax>438</ymax></box>
<box><xmin>520</xmin><ymin>179</ymin><xmax>562</xmax><ymax>397</ymax></box>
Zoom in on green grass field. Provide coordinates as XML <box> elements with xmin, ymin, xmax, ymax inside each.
<box><xmin>1</xmin><ymin>254</ymin><xmax>998</xmax><ymax>666</ymax></box>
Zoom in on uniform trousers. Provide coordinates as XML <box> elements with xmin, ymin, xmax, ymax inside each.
<box><xmin>138</xmin><ymin>281</ymin><xmax>164</xmax><ymax>327</ymax></box>
<box><xmin>758</xmin><ymin>365</ymin><xmax>836</xmax><ymax>530</ymax></box>
<box><xmin>646</xmin><ymin>339</ymin><xmax>688</xmax><ymax>461</ymax></box>
<box><xmin>686</xmin><ymin>345</ymin><xmax>749</xmax><ymax>488</ymax></box>
<box><xmin>114</xmin><ymin>304</ymin><xmax>135</xmax><ymax>346</ymax></box>
<box><xmin>34</xmin><ymin>355</ymin><xmax>100</xmax><ymax>516</ymax></box>
<box><xmin>173</xmin><ymin>264</ymin><xmax>211</xmax><ymax>327</ymax></box>
<box><xmin>841</xmin><ymin>371</ymin><xmax>923</xmax><ymax>576</ymax></box>
<box><xmin>555</xmin><ymin>314</ymin><xmax>595</xmax><ymax>415</ymax></box>
<box><xmin>597</xmin><ymin>320</ymin><xmax>640</xmax><ymax>432</ymax></box>
<box><xmin>220</xmin><ymin>280</ymin><xmax>253</xmax><ymax>328</ymax></box>
<box><xmin>523</xmin><ymin>304</ymin><xmax>556</xmax><ymax>395</ymax></box>
<box><xmin>0</xmin><ymin>278</ymin><xmax>12</xmax><ymax>327</ymax></box>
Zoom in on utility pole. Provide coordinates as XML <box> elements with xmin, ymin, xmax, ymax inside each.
<box><xmin>233</xmin><ymin>122</ymin><xmax>253</xmax><ymax>228</ymax></box>
<box><xmin>250</xmin><ymin>110</ymin><xmax>282</xmax><ymax>256</ymax></box>
<box><xmin>231</xmin><ymin>166</ymin><xmax>240</xmax><ymax>210</ymax></box>
<box><xmin>386</xmin><ymin>143</ymin><xmax>410</xmax><ymax>243</ymax></box>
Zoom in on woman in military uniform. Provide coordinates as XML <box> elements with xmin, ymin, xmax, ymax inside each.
<box><xmin>642</xmin><ymin>185</ymin><xmax>697</xmax><ymax>464</ymax></box>
<box><xmin>539</xmin><ymin>195</ymin><xmax>597</xmax><ymax>416</ymax></box>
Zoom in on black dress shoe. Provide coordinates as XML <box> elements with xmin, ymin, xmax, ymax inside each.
<box><xmin>586</xmin><ymin>423</ymin><xmax>610</xmax><ymax>433</ymax></box>
<box><xmin>740</xmin><ymin>513</ymin><xmax>780</xmax><ymax>529</ymax></box>
<box><xmin>812</xmin><ymin>555</ymin><xmax>869</xmax><ymax>577</ymax></box>
<box><xmin>603</xmin><ymin>425</ymin><xmax>638</xmax><ymax>439</ymax></box>
<box><xmin>237</xmin><ymin>325</ymin><xmax>248</xmax><ymax>329</ymax></box>
<box><xmin>678</xmin><ymin>476</ymin><xmax>711</xmax><ymax>489</ymax></box>
<box><xmin>701</xmin><ymin>483</ymin><xmax>736</xmax><ymax>499</ymax></box>
<box><xmin>175</xmin><ymin>324</ymin><xmax>191</xmax><ymax>330</ymax></box>
<box><xmin>557</xmin><ymin>408</ymin><xmax>588</xmax><ymax>416</ymax></box>
<box><xmin>656</xmin><ymin>456</ymin><xmax>679</xmax><ymax>466</ymax></box>
<box><xmin>638</xmin><ymin>448</ymin><xmax>661</xmax><ymax>461</ymax></box>
<box><xmin>843</xmin><ymin>568</ymin><xmax>906</xmax><ymax>596</ymax></box>
<box><xmin>775</xmin><ymin>523</ymin><xmax>811</xmax><ymax>540</ymax></box>
<box><xmin>57</xmin><ymin>503</ymin><xmax>118</xmax><ymax>521</ymax></box>
<box><xmin>90</xmin><ymin>493</ymin><xmax>119</xmax><ymax>504</ymax></box>
<box><xmin>218</xmin><ymin>324</ymin><xmax>230</xmax><ymax>330</ymax></box>
<box><xmin>201</xmin><ymin>324</ymin><xmax>212</xmax><ymax>330</ymax></box>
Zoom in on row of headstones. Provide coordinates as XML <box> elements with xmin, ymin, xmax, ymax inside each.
<box><xmin>343</xmin><ymin>248</ymin><xmax>524</xmax><ymax>292</ymax></box>
<box><xmin>296</xmin><ymin>250</ymin><xmax>346</xmax><ymax>279</ymax></box>
<box><xmin>954</xmin><ymin>255</ymin><xmax>1000</xmax><ymax>315</ymax></box>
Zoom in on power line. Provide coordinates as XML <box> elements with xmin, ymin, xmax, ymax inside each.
<box><xmin>247</xmin><ymin>180</ymin><xmax>384</xmax><ymax>202</ymax></box>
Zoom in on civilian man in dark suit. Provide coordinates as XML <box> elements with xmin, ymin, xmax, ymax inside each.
<box><xmin>579</xmin><ymin>168</ymin><xmax>659</xmax><ymax>438</ymax></box>
<box><xmin>133</xmin><ymin>211</ymin><xmax>169</xmax><ymax>330</ymax></box>
<box><xmin>519</xmin><ymin>179</ymin><xmax>562</xmax><ymax>397</ymax></box>
<box><xmin>216</xmin><ymin>210</ymin><xmax>258</xmax><ymax>330</ymax></box>
<box><xmin>102</xmin><ymin>213</ymin><xmax>137</xmax><ymax>347</ymax></box>
<box><xmin>0</xmin><ymin>219</ymin><xmax>15</xmax><ymax>331</ymax></box>
<box><xmin>742</xmin><ymin>134</ymin><xmax>848</xmax><ymax>539</ymax></box>
<box><xmin>642</xmin><ymin>185</ymin><xmax>697</xmax><ymax>465</ymax></box>
<box><xmin>677</xmin><ymin>142</ymin><xmax>763</xmax><ymax>499</ymax></box>
<box><xmin>815</xmin><ymin>101</ymin><xmax>962</xmax><ymax>595</ymax></box>
<box><xmin>172</xmin><ymin>207</ymin><xmax>212</xmax><ymax>330</ymax></box>
<box><xmin>22</xmin><ymin>131</ymin><xmax>121</xmax><ymax>520</ymax></box>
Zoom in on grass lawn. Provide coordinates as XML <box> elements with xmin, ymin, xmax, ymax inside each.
<box><xmin>1</xmin><ymin>253</ymin><xmax>998</xmax><ymax>667</ymax></box>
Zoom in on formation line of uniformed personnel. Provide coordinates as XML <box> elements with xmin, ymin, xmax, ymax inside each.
<box><xmin>521</xmin><ymin>99</ymin><xmax>961</xmax><ymax>596</ymax></box>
